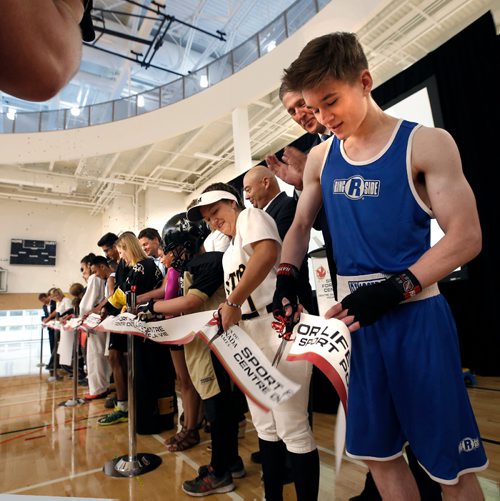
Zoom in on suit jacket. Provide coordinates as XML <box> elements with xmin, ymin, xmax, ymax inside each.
<box><xmin>265</xmin><ymin>192</ymin><xmax>315</xmax><ymax>313</ymax></box>
<box><xmin>42</xmin><ymin>300</ymin><xmax>56</xmax><ymax>318</ymax></box>
<box><xmin>266</xmin><ymin>192</ymin><xmax>296</xmax><ymax>241</ymax></box>
<box><xmin>42</xmin><ymin>300</ymin><xmax>56</xmax><ymax>332</ymax></box>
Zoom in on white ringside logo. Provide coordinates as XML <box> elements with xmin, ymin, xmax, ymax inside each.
<box><xmin>458</xmin><ymin>437</ymin><xmax>480</xmax><ymax>453</ymax></box>
<box><xmin>332</xmin><ymin>175</ymin><xmax>380</xmax><ymax>200</ymax></box>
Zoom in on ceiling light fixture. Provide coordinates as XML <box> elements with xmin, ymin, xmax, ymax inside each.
<box><xmin>6</xmin><ymin>107</ymin><xmax>16</xmax><ymax>120</ymax></box>
<box><xmin>70</xmin><ymin>107</ymin><xmax>81</xmax><ymax>117</ymax></box>
<box><xmin>199</xmin><ymin>75</ymin><xmax>209</xmax><ymax>88</ymax></box>
<box><xmin>267</xmin><ymin>40</ymin><xmax>277</xmax><ymax>52</ymax></box>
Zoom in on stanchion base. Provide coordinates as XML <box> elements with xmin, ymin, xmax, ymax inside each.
<box><xmin>36</xmin><ymin>363</ymin><xmax>45</xmax><ymax>367</ymax></box>
<box><xmin>47</xmin><ymin>375</ymin><xmax>63</xmax><ymax>382</ymax></box>
<box><xmin>103</xmin><ymin>453</ymin><xmax>162</xmax><ymax>477</ymax></box>
<box><xmin>58</xmin><ymin>398</ymin><xmax>86</xmax><ymax>407</ymax></box>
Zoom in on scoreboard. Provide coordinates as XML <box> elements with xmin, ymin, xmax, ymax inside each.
<box><xmin>10</xmin><ymin>239</ymin><xmax>56</xmax><ymax>266</ymax></box>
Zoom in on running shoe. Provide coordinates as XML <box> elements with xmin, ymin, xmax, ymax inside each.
<box><xmin>182</xmin><ymin>466</ymin><xmax>234</xmax><ymax>497</ymax></box>
<box><xmin>97</xmin><ymin>407</ymin><xmax>128</xmax><ymax>426</ymax></box>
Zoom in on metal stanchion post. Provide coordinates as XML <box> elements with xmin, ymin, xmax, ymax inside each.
<box><xmin>36</xmin><ymin>325</ymin><xmax>45</xmax><ymax>368</ymax></box>
<box><xmin>60</xmin><ymin>309</ymin><xmax>85</xmax><ymax>407</ymax></box>
<box><xmin>103</xmin><ymin>285</ymin><xmax>161</xmax><ymax>477</ymax></box>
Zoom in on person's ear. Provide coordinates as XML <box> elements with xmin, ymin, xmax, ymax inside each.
<box><xmin>360</xmin><ymin>70</ymin><xmax>373</xmax><ymax>94</ymax></box>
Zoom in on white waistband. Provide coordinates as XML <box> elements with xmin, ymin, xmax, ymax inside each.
<box><xmin>337</xmin><ymin>272</ymin><xmax>440</xmax><ymax>303</ymax></box>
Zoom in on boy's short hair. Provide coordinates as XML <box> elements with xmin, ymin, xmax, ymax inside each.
<box><xmin>38</xmin><ymin>292</ymin><xmax>48</xmax><ymax>301</ymax></box>
<box><xmin>97</xmin><ymin>232</ymin><xmax>118</xmax><ymax>248</ymax></box>
<box><xmin>91</xmin><ymin>255</ymin><xmax>109</xmax><ymax>267</ymax></box>
<box><xmin>138</xmin><ymin>228</ymin><xmax>161</xmax><ymax>242</ymax></box>
<box><xmin>282</xmin><ymin>32</ymin><xmax>369</xmax><ymax>92</ymax></box>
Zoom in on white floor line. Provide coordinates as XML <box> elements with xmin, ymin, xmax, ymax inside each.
<box><xmin>3</xmin><ymin>467</ymin><xmax>104</xmax><ymax>494</ymax></box>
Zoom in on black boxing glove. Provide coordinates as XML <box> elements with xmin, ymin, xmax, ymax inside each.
<box><xmin>272</xmin><ymin>263</ymin><xmax>300</xmax><ymax>320</ymax></box>
<box><xmin>137</xmin><ymin>299</ymin><xmax>163</xmax><ymax>322</ymax></box>
<box><xmin>341</xmin><ymin>269</ymin><xmax>422</xmax><ymax>327</ymax></box>
<box><xmin>137</xmin><ymin>300</ymin><xmax>155</xmax><ymax>313</ymax></box>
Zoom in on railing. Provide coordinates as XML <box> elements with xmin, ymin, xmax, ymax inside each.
<box><xmin>0</xmin><ymin>0</ymin><xmax>330</xmax><ymax>133</ymax></box>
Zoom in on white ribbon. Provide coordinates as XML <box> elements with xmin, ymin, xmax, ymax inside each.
<box><xmin>94</xmin><ymin>311</ymin><xmax>212</xmax><ymax>345</ymax></box>
<box><xmin>287</xmin><ymin>313</ymin><xmax>351</xmax><ymax>474</ymax></box>
<box><xmin>199</xmin><ymin>321</ymin><xmax>300</xmax><ymax>412</ymax></box>
<box><xmin>62</xmin><ymin>317</ymin><xmax>82</xmax><ymax>331</ymax></box>
<box><xmin>76</xmin><ymin>310</ymin><xmax>351</xmax><ymax>461</ymax></box>
<box><xmin>89</xmin><ymin>311</ymin><xmax>298</xmax><ymax>411</ymax></box>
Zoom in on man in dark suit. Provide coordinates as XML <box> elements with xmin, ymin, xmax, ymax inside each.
<box><xmin>243</xmin><ymin>166</ymin><xmax>314</xmax><ymax>314</ymax></box>
<box><xmin>38</xmin><ymin>292</ymin><xmax>56</xmax><ymax>369</ymax></box>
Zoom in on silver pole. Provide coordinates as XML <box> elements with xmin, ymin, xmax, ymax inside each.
<box><xmin>104</xmin><ymin>284</ymin><xmax>161</xmax><ymax>477</ymax></box>
<box><xmin>126</xmin><ymin>325</ymin><xmax>137</xmax><ymax>461</ymax></box>
<box><xmin>60</xmin><ymin>307</ymin><xmax>84</xmax><ymax>407</ymax></box>
<box><xmin>36</xmin><ymin>325</ymin><xmax>45</xmax><ymax>368</ymax></box>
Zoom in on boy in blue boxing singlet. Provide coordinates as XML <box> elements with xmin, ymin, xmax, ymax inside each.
<box><xmin>272</xmin><ymin>32</ymin><xmax>487</xmax><ymax>500</ymax></box>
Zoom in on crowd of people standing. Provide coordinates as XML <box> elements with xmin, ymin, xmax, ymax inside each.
<box><xmin>33</xmin><ymin>27</ymin><xmax>488</xmax><ymax>501</ymax></box>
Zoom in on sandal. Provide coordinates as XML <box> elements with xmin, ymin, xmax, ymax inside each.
<box><xmin>165</xmin><ymin>427</ymin><xmax>186</xmax><ymax>446</ymax></box>
<box><xmin>166</xmin><ymin>428</ymin><xmax>200</xmax><ymax>452</ymax></box>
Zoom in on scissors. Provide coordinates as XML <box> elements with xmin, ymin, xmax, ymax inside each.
<box><xmin>207</xmin><ymin>308</ymin><xmax>224</xmax><ymax>346</ymax></box>
<box><xmin>271</xmin><ymin>310</ymin><xmax>296</xmax><ymax>367</ymax></box>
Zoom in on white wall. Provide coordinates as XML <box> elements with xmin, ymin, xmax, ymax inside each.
<box><xmin>0</xmin><ymin>200</ymin><xmax>104</xmax><ymax>293</ymax></box>
<box><xmin>0</xmin><ymin>188</ymin><xmax>204</xmax><ymax>293</ymax></box>
<box><xmin>144</xmin><ymin>188</ymin><xmax>190</xmax><ymax>234</ymax></box>
<box><xmin>102</xmin><ymin>189</ymin><xmax>137</xmax><ymax>235</ymax></box>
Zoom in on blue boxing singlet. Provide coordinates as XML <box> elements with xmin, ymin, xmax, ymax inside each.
<box><xmin>319</xmin><ymin>120</ymin><xmax>488</xmax><ymax>483</ymax></box>
<box><xmin>320</xmin><ymin>120</ymin><xmax>431</xmax><ymax>277</ymax></box>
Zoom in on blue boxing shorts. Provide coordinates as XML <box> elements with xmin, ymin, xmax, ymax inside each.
<box><xmin>345</xmin><ymin>294</ymin><xmax>488</xmax><ymax>484</ymax></box>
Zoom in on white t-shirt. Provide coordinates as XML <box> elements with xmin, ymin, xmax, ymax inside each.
<box><xmin>204</xmin><ymin>230</ymin><xmax>231</xmax><ymax>252</ymax></box>
<box><xmin>56</xmin><ymin>296</ymin><xmax>73</xmax><ymax>314</ymax></box>
<box><xmin>222</xmin><ymin>207</ymin><xmax>281</xmax><ymax>315</ymax></box>
<box><xmin>79</xmin><ymin>273</ymin><xmax>105</xmax><ymax>316</ymax></box>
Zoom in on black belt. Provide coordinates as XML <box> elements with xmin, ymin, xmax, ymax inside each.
<box><xmin>241</xmin><ymin>303</ymin><xmax>273</xmax><ymax>320</ymax></box>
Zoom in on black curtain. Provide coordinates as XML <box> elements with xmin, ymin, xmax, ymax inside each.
<box><xmin>373</xmin><ymin>12</ymin><xmax>499</xmax><ymax>375</ymax></box>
